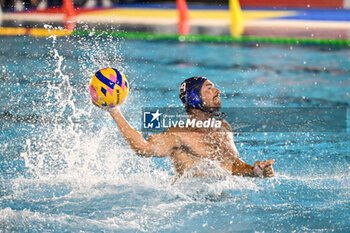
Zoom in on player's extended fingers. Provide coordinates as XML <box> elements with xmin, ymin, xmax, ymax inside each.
<box><xmin>263</xmin><ymin>166</ymin><xmax>274</xmax><ymax>176</ymax></box>
<box><xmin>268</xmin><ymin>170</ymin><xmax>275</xmax><ymax>177</ymax></box>
<box><xmin>261</xmin><ymin>161</ymin><xmax>272</xmax><ymax>170</ymax></box>
<box><xmin>264</xmin><ymin>167</ymin><xmax>274</xmax><ymax>174</ymax></box>
<box><xmin>265</xmin><ymin>159</ymin><xmax>275</xmax><ymax>165</ymax></box>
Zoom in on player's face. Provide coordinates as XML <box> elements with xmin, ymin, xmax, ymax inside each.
<box><xmin>201</xmin><ymin>80</ymin><xmax>222</xmax><ymax>110</ymax></box>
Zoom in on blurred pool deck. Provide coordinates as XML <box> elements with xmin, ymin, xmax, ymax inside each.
<box><xmin>2</xmin><ymin>4</ymin><xmax>350</xmax><ymax>39</ymax></box>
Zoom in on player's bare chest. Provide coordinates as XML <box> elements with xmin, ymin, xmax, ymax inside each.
<box><xmin>181</xmin><ymin>131</ymin><xmax>233</xmax><ymax>159</ymax></box>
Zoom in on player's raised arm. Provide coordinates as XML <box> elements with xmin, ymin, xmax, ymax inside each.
<box><xmin>109</xmin><ymin>107</ymin><xmax>179</xmax><ymax>157</ymax></box>
<box><xmin>89</xmin><ymin>68</ymin><xmax>179</xmax><ymax>158</ymax></box>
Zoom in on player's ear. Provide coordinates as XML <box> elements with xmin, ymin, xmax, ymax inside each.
<box><xmin>186</xmin><ymin>90</ymin><xmax>201</xmax><ymax>108</ymax></box>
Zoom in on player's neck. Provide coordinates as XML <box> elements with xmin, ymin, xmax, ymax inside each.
<box><xmin>188</xmin><ymin>109</ymin><xmax>215</xmax><ymax>121</ymax></box>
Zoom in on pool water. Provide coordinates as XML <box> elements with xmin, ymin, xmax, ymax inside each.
<box><xmin>0</xmin><ymin>35</ymin><xmax>349</xmax><ymax>232</ymax></box>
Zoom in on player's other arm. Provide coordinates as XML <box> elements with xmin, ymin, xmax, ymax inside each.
<box><xmin>109</xmin><ymin>108</ymin><xmax>179</xmax><ymax>157</ymax></box>
<box><xmin>222</xmin><ymin>119</ymin><xmax>275</xmax><ymax>178</ymax></box>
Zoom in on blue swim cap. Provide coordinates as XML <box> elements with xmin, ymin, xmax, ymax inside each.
<box><xmin>179</xmin><ymin>76</ymin><xmax>207</xmax><ymax>109</ymax></box>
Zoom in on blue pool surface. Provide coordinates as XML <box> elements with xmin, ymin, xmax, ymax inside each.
<box><xmin>0</xmin><ymin>36</ymin><xmax>349</xmax><ymax>232</ymax></box>
<box><xmin>277</xmin><ymin>9</ymin><xmax>350</xmax><ymax>21</ymax></box>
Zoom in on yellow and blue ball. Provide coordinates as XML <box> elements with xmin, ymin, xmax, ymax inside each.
<box><xmin>89</xmin><ymin>68</ymin><xmax>129</xmax><ymax>108</ymax></box>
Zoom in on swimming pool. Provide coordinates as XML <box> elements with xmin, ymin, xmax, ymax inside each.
<box><xmin>0</xmin><ymin>35</ymin><xmax>349</xmax><ymax>232</ymax></box>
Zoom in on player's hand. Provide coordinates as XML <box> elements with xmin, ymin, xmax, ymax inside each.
<box><xmin>253</xmin><ymin>159</ymin><xmax>275</xmax><ymax>178</ymax></box>
<box><xmin>107</xmin><ymin>105</ymin><xmax>120</xmax><ymax>113</ymax></box>
<box><xmin>92</xmin><ymin>101</ymin><xmax>119</xmax><ymax>113</ymax></box>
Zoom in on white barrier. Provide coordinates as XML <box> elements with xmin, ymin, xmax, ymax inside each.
<box><xmin>0</xmin><ymin>4</ymin><xmax>2</xmax><ymax>25</ymax></box>
<box><xmin>344</xmin><ymin>0</ymin><xmax>350</xmax><ymax>9</ymax></box>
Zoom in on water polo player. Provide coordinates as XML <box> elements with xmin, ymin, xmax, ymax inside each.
<box><xmin>107</xmin><ymin>76</ymin><xmax>274</xmax><ymax>178</ymax></box>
